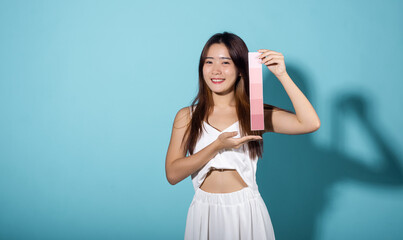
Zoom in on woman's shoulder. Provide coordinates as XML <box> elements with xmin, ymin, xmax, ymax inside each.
<box><xmin>173</xmin><ymin>105</ymin><xmax>193</xmax><ymax>128</ymax></box>
<box><xmin>180</xmin><ymin>104</ymin><xmax>198</xmax><ymax>115</ymax></box>
<box><xmin>177</xmin><ymin>105</ymin><xmax>195</xmax><ymax>115</ymax></box>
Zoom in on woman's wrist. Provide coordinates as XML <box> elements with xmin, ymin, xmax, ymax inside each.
<box><xmin>212</xmin><ymin>139</ymin><xmax>223</xmax><ymax>152</ymax></box>
<box><xmin>275</xmin><ymin>71</ymin><xmax>289</xmax><ymax>80</ymax></box>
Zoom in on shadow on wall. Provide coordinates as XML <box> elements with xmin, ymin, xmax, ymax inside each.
<box><xmin>257</xmin><ymin>65</ymin><xmax>403</xmax><ymax>240</ymax></box>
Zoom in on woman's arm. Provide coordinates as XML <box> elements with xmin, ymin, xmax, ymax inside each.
<box><xmin>165</xmin><ymin>107</ymin><xmax>221</xmax><ymax>185</ymax></box>
<box><xmin>258</xmin><ymin>49</ymin><xmax>321</xmax><ymax>134</ymax></box>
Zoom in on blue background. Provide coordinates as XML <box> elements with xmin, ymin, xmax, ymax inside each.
<box><xmin>1</xmin><ymin>0</ymin><xmax>403</xmax><ymax>239</ymax></box>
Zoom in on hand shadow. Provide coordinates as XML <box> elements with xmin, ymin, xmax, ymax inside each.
<box><xmin>258</xmin><ymin>65</ymin><xmax>403</xmax><ymax>240</ymax></box>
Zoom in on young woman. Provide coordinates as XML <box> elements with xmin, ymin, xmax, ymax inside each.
<box><xmin>165</xmin><ymin>32</ymin><xmax>320</xmax><ymax>240</ymax></box>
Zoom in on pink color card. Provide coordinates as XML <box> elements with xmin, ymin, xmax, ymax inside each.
<box><xmin>248</xmin><ymin>52</ymin><xmax>264</xmax><ymax>130</ymax></box>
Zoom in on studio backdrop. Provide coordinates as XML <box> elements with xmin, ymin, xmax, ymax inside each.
<box><xmin>1</xmin><ymin>0</ymin><xmax>402</xmax><ymax>239</ymax></box>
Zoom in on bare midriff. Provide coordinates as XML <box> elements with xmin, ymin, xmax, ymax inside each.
<box><xmin>199</xmin><ymin>168</ymin><xmax>248</xmax><ymax>193</ymax></box>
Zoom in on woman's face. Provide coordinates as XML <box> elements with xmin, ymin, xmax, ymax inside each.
<box><xmin>203</xmin><ymin>43</ymin><xmax>239</xmax><ymax>95</ymax></box>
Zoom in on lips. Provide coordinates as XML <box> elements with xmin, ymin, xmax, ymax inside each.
<box><xmin>211</xmin><ymin>78</ymin><xmax>225</xmax><ymax>84</ymax></box>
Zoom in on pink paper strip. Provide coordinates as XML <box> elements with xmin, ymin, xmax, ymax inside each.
<box><xmin>250</xmin><ymin>83</ymin><xmax>263</xmax><ymax>99</ymax></box>
<box><xmin>248</xmin><ymin>52</ymin><xmax>264</xmax><ymax>131</ymax></box>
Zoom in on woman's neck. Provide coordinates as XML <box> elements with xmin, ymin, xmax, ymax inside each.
<box><xmin>211</xmin><ymin>91</ymin><xmax>236</xmax><ymax>108</ymax></box>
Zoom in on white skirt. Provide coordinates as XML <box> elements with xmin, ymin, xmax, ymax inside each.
<box><xmin>184</xmin><ymin>187</ymin><xmax>275</xmax><ymax>240</ymax></box>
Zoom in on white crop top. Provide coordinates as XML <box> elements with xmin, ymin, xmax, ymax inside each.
<box><xmin>188</xmin><ymin>106</ymin><xmax>260</xmax><ymax>195</ymax></box>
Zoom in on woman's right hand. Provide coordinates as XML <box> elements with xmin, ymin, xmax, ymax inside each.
<box><xmin>215</xmin><ymin>131</ymin><xmax>262</xmax><ymax>150</ymax></box>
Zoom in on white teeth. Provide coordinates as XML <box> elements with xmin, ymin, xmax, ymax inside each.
<box><xmin>212</xmin><ymin>79</ymin><xmax>224</xmax><ymax>82</ymax></box>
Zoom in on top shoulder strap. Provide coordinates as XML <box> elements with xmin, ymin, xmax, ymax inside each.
<box><xmin>188</xmin><ymin>106</ymin><xmax>194</xmax><ymax>118</ymax></box>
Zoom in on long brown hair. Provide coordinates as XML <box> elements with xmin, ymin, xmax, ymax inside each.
<box><xmin>183</xmin><ymin>32</ymin><xmax>275</xmax><ymax>159</ymax></box>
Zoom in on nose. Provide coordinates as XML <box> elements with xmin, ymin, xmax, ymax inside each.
<box><xmin>212</xmin><ymin>62</ymin><xmax>222</xmax><ymax>74</ymax></box>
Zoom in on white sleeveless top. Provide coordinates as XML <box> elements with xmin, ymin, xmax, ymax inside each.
<box><xmin>188</xmin><ymin>106</ymin><xmax>260</xmax><ymax>195</ymax></box>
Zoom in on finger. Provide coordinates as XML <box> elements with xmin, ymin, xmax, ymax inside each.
<box><xmin>260</xmin><ymin>54</ymin><xmax>283</xmax><ymax>62</ymax></box>
<box><xmin>259</xmin><ymin>52</ymin><xmax>282</xmax><ymax>58</ymax></box>
<box><xmin>264</xmin><ymin>59</ymin><xmax>282</xmax><ymax>66</ymax></box>
<box><xmin>262</xmin><ymin>56</ymin><xmax>283</xmax><ymax>64</ymax></box>
<box><xmin>262</xmin><ymin>55</ymin><xmax>283</xmax><ymax>61</ymax></box>
<box><xmin>259</xmin><ymin>53</ymin><xmax>282</xmax><ymax>62</ymax></box>
<box><xmin>243</xmin><ymin>135</ymin><xmax>262</xmax><ymax>139</ymax></box>
<box><xmin>263</xmin><ymin>56</ymin><xmax>283</xmax><ymax>65</ymax></box>
<box><xmin>257</xmin><ymin>49</ymin><xmax>279</xmax><ymax>54</ymax></box>
<box><xmin>221</xmin><ymin>131</ymin><xmax>238</xmax><ymax>137</ymax></box>
<box><xmin>236</xmin><ymin>136</ymin><xmax>262</xmax><ymax>144</ymax></box>
<box><xmin>221</xmin><ymin>132</ymin><xmax>238</xmax><ymax>140</ymax></box>
<box><xmin>258</xmin><ymin>51</ymin><xmax>282</xmax><ymax>59</ymax></box>
<box><xmin>247</xmin><ymin>136</ymin><xmax>263</xmax><ymax>142</ymax></box>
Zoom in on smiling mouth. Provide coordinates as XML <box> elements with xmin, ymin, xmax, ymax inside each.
<box><xmin>211</xmin><ymin>78</ymin><xmax>225</xmax><ymax>84</ymax></box>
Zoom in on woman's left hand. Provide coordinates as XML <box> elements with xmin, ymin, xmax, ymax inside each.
<box><xmin>257</xmin><ymin>49</ymin><xmax>287</xmax><ymax>77</ymax></box>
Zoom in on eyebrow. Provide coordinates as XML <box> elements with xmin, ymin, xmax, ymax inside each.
<box><xmin>205</xmin><ymin>57</ymin><xmax>232</xmax><ymax>60</ymax></box>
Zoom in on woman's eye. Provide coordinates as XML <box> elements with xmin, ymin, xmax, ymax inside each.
<box><xmin>223</xmin><ymin>62</ymin><xmax>230</xmax><ymax>64</ymax></box>
<box><xmin>206</xmin><ymin>61</ymin><xmax>212</xmax><ymax>64</ymax></box>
